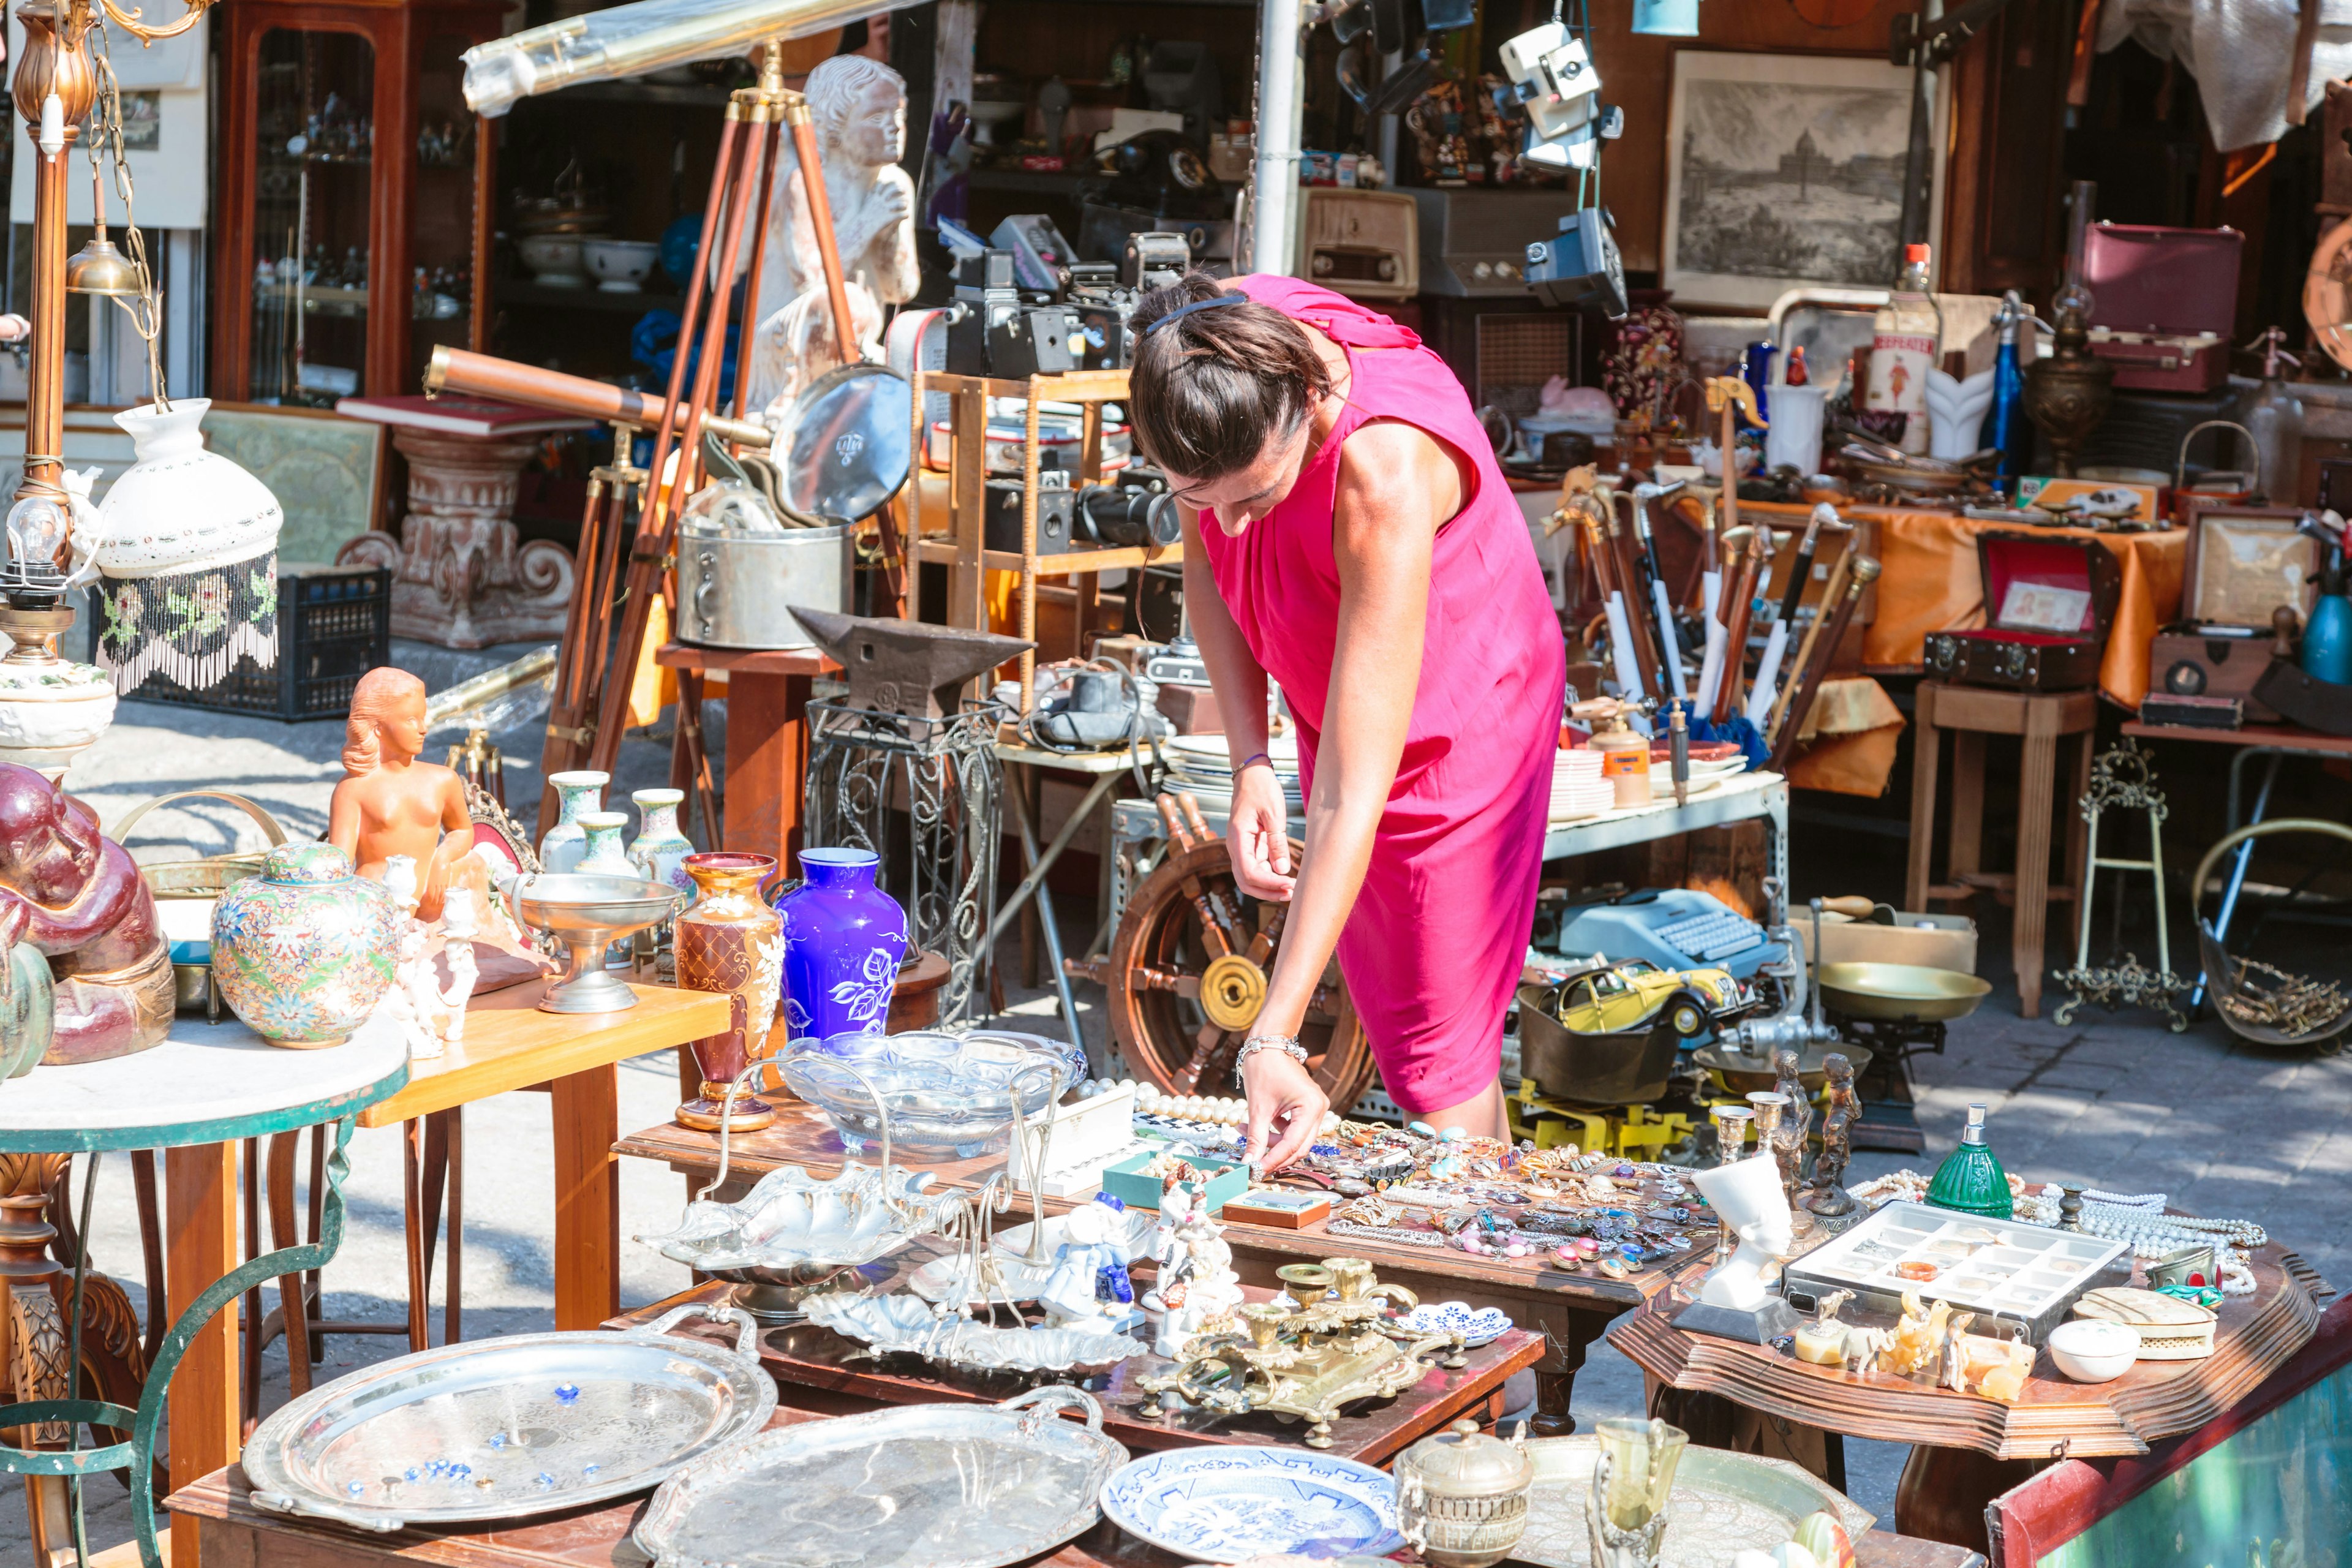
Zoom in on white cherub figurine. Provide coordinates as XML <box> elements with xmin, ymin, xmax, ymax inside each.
<box><xmin>743</xmin><ymin>54</ymin><xmax>920</xmax><ymax>422</ymax></box>
<box><xmin>1152</xmin><ymin>1187</ymin><xmax>1246</xmax><ymax>1358</ymax></box>
<box><xmin>435</xmin><ymin>886</ymin><xmax>480</xmax><ymax>1046</ymax></box>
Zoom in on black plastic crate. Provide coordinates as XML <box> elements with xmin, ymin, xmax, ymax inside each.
<box><xmin>99</xmin><ymin>563</ymin><xmax>391</xmax><ymax>721</ymax></box>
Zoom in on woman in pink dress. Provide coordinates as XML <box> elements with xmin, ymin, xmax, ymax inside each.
<box><xmin>1128</xmin><ymin>273</ymin><xmax>1565</xmax><ymax>1170</ymax></box>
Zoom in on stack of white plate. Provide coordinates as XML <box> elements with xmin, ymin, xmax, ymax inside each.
<box><xmin>1160</xmin><ymin>733</ymin><xmax>1305</xmax><ymax>812</ymax></box>
<box><xmin>1648</xmin><ymin>752</ymin><xmax>1750</xmax><ymax>800</ymax></box>
<box><xmin>1551</xmin><ymin>747</ymin><xmax>1616</xmax><ymax>823</ymax></box>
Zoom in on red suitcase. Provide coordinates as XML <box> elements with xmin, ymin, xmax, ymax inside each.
<box><xmin>2081</xmin><ymin>222</ymin><xmax>2242</xmax><ymax>393</ymax></box>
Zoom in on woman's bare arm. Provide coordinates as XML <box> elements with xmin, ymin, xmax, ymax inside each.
<box><xmin>1180</xmin><ymin>506</ymin><xmax>1291</xmax><ymax>898</ymax></box>
<box><xmin>1245</xmin><ymin>419</ymin><xmax>1459</xmax><ymax>1168</ymax></box>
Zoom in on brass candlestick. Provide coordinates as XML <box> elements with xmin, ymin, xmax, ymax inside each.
<box><xmin>2022</xmin><ymin>303</ymin><xmax>2114</xmax><ymax>478</ymax></box>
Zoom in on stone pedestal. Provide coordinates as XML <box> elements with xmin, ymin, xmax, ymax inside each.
<box><xmin>330</xmin><ymin>394</ymin><xmax>590</xmax><ymax>650</ymax></box>
<box><xmin>339</xmin><ymin>428</ymin><xmax>572</xmax><ymax>649</ymax></box>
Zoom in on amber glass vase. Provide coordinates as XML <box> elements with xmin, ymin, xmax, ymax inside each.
<box><xmin>673</xmin><ymin>852</ymin><xmax>785</xmax><ymax>1131</ymax></box>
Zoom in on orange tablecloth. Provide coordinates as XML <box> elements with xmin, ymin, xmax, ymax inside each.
<box><xmin>1861</xmin><ymin>511</ymin><xmax>2185</xmax><ymax>709</ymax></box>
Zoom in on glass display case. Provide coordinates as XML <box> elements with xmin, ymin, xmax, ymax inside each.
<box><xmin>214</xmin><ymin>0</ymin><xmax>504</xmax><ymax>403</ymax></box>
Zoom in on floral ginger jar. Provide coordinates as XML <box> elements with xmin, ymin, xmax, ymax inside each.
<box><xmin>772</xmin><ymin>848</ymin><xmax>906</xmax><ymax>1039</ymax></box>
<box><xmin>540</xmin><ymin>771</ymin><xmax>608</xmax><ymax>873</ymax></box>
<box><xmin>211</xmin><ymin>843</ymin><xmax>399</xmax><ymax>1047</ymax></box>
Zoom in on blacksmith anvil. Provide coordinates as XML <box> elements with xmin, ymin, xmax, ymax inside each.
<box><xmin>788</xmin><ymin>606</ymin><xmax>1033</xmax><ymax>718</ymax></box>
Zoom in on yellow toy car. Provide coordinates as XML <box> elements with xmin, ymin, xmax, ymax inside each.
<box><xmin>1551</xmin><ymin>958</ymin><xmax>1760</xmax><ymax>1042</ymax></box>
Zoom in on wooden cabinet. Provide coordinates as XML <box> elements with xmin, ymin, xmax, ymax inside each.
<box><xmin>213</xmin><ymin>0</ymin><xmax>504</xmax><ymax>403</ymax></box>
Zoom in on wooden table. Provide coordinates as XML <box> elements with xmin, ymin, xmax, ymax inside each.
<box><xmin>171</xmin><ymin>1446</ymin><xmax>1989</xmax><ymax>1568</ymax></box>
<box><xmin>1609</xmin><ymin>1243</ymin><xmax>2335</xmax><ymax>1551</ymax></box>
<box><xmin>363</xmin><ymin>982</ymin><xmax>731</xmax><ymax>1331</ymax></box>
<box><xmin>611</xmin><ymin>1267</ymin><xmax>1544</xmax><ymax>1466</ymax></box>
<box><xmin>652</xmin><ymin>643</ymin><xmax>835</xmax><ymax>872</ymax></box>
<box><xmin>1</xmin><ymin>1008</ymin><xmax>410</xmax><ymax>1568</ymax></box>
<box><xmin>616</xmin><ymin>1104</ymin><xmax>1676</xmax><ymax>1436</ymax></box>
<box><xmin>1904</xmin><ymin>683</ymin><xmax>2099</xmax><ymax>1018</ymax></box>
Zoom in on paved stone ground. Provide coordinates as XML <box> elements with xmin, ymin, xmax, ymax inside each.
<box><xmin>4</xmin><ymin>679</ymin><xmax>2342</xmax><ymax>1559</ymax></box>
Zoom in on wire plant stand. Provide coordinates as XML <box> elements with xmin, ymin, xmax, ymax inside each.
<box><xmin>803</xmin><ymin>701</ymin><xmax>1005</xmax><ymax>1025</ymax></box>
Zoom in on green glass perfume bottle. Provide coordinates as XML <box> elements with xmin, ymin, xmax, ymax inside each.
<box><xmin>1925</xmin><ymin>1101</ymin><xmax>2013</xmax><ymax>1219</ymax></box>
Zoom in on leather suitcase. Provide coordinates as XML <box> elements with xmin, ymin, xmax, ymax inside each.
<box><xmin>1921</xmin><ymin>531</ymin><xmax>2122</xmax><ymax>692</ymax></box>
<box><xmin>2150</xmin><ymin>625</ymin><xmax>2280</xmax><ymax>721</ymax></box>
<box><xmin>2081</xmin><ymin>222</ymin><xmax>2242</xmax><ymax>393</ymax></box>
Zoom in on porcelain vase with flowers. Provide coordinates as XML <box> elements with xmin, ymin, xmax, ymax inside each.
<box><xmin>540</xmin><ymin>771</ymin><xmax>608</xmax><ymax>873</ymax></box>
<box><xmin>771</xmin><ymin>847</ymin><xmax>906</xmax><ymax>1039</ymax></box>
<box><xmin>211</xmin><ymin>842</ymin><xmax>400</xmax><ymax>1047</ymax></box>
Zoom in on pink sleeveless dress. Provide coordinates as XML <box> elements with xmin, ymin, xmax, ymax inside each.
<box><xmin>1195</xmin><ymin>276</ymin><xmax>1565</xmax><ymax>1114</ymax></box>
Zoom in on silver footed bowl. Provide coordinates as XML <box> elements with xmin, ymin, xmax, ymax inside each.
<box><xmin>779</xmin><ymin>1028</ymin><xmax>1086</xmax><ymax>1158</ymax></box>
<box><xmin>513</xmin><ymin>873</ymin><xmax>686</xmax><ymax>1012</ymax></box>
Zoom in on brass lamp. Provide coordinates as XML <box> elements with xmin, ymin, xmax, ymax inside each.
<box><xmin>66</xmin><ymin>170</ymin><xmax>139</xmax><ymax>296</ymax></box>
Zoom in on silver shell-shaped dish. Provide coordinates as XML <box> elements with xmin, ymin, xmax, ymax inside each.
<box><xmin>636</xmin><ymin>1386</ymin><xmax>1128</xmax><ymax>1568</ymax></box>
<box><xmin>635</xmin><ymin>1161</ymin><xmax>967</xmax><ymax>1274</ymax></box>
<box><xmin>780</xmin><ymin>1029</ymin><xmax>1085</xmax><ymax>1159</ymax></box>
<box><xmin>802</xmin><ymin>1291</ymin><xmax>1148</xmax><ymax>1375</ymax></box>
<box><xmin>243</xmin><ymin>1303</ymin><xmax>776</xmax><ymax>1533</ymax></box>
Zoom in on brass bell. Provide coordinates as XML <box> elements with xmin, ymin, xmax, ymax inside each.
<box><xmin>67</xmin><ymin>226</ymin><xmax>140</xmax><ymax>297</ymax></box>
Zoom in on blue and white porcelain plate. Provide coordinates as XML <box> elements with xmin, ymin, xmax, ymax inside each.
<box><xmin>1099</xmin><ymin>1447</ymin><xmax>1404</xmax><ymax>1562</ymax></box>
<box><xmin>1400</xmin><ymin>1300</ymin><xmax>1512</xmax><ymax>1349</ymax></box>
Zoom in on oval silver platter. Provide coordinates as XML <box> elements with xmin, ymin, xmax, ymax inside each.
<box><xmin>635</xmin><ymin>1385</ymin><xmax>1127</xmax><ymax>1568</ymax></box>
<box><xmin>243</xmin><ymin>1303</ymin><xmax>775</xmax><ymax>1532</ymax></box>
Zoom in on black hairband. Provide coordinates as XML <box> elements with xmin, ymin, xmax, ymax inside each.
<box><xmin>1144</xmin><ymin>293</ymin><xmax>1250</xmax><ymax>336</ymax></box>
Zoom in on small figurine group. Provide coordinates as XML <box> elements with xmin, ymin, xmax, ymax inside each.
<box><xmin>1142</xmin><ymin>1181</ymin><xmax>1246</xmax><ymax>1358</ymax></box>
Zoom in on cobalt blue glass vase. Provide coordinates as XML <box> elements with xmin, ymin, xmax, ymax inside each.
<box><xmin>772</xmin><ymin>848</ymin><xmax>907</xmax><ymax>1039</ymax></box>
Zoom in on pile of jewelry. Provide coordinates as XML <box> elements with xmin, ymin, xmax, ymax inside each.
<box><xmin>1322</xmin><ymin>1152</ymin><xmax>1711</xmax><ymax>1278</ymax></box>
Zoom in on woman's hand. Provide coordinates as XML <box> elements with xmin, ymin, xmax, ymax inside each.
<box><xmin>1241</xmin><ymin>1046</ymin><xmax>1330</xmax><ymax>1174</ymax></box>
<box><xmin>1226</xmin><ymin>763</ymin><xmax>1295</xmax><ymax>901</ymax></box>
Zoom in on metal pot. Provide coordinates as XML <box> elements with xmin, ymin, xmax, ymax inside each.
<box><xmin>1514</xmin><ymin>981</ymin><xmax>1681</xmax><ymax>1104</ymax></box>
<box><xmin>674</xmin><ymin>524</ymin><xmax>854</xmax><ymax>650</ymax></box>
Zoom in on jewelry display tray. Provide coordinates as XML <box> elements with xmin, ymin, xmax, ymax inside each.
<box><xmin>1782</xmin><ymin>1201</ymin><xmax>2132</xmax><ymax>1345</ymax></box>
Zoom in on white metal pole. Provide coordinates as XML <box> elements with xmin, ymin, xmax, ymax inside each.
<box><xmin>1251</xmin><ymin>0</ymin><xmax>1302</xmax><ymax>276</ymax></box>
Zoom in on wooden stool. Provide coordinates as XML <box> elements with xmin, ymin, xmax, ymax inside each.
<box><xmin>1904</xmin><ymin>683</ymin><xmax>2098</xmax><ymax>1019</ymax></box>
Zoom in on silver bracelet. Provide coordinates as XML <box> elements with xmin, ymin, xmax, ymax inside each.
<box><xmin>1234</xmin><ymin>1034</ymin><xmax>1306</xmax><ymax>1088</ymax></box>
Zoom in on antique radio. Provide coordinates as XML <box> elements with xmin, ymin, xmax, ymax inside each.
<box><xmin>1297</xmin><ymin>189</ymin><xmax>1418</xmax><ymax>301</ymax></box>
<box><xmin>1921</xmin><ymin>532</ymin><xmax>2122</xmax><ymax>691</ymax></box>
<box><xmin>2081</xmin><ymin>223</ymin><xmax>2242</xmax><ymax>393</ymax></box>
<box><xmin>2150</xmin><ymin>624</ymin><xmax>2279</xmax><ymax>721</ymax></box>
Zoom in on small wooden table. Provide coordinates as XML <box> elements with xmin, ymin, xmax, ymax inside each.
<box><xmin>652</xmin><ymin>643</ymin><xmax>835</xmax><ymax>872</ymax></box>
<box><xmin>616</xmin><ymin>1104</ymin><xmax>1677</xmax><ymax>1436</ymax></box>
<box><xmin>1610</xmin><ymin>1243</ymin><xmax>2334</xmax><ymax>1551</ymax></box>
<box><xmin>611</xmin><ymin>1268</ymin><xmax>1544</xmax><ymax>1467</ymax></box>
<box><xmin>170</xmin><ymin>1452</ymin><xmax>1988</xmax><ymax>1568</ymax></box>
<box><xmin>1904</xmin><ymin>683</ymin><xmax>2100</xmax><ymax>1017</ymax></box>
<box><xmin>362</xmin><ymin>982</ymin><xmax>731</xmax><ymax>1331</ymax></box>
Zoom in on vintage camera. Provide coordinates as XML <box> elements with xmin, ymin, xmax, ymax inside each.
<box><xmin>946</xmin><ymin>249</ymin><xmax>1080</xmax><ymax>379</ymax></box>
<box><xmin>983</xmin><ymin>469</ymin><xmax>1079</xmax><ymax>555</ymax></box>
<box><xmin>1526</xmin><ymin>207</ymin><xmax>1627</xmax><ymax>319</ymax></box>
<box><xmin>1077</xmin><ymin>466</ymin><xmax>1182</xmax><ymax>548</ymax></box>
<box><xmin>1066</xmin><ymin>260</ymin><xmax>1143</xmax><ymax>370</ymax></box>
<box><xmin>1123</xmin><ymin>230</ymin><xmax>1193</xmax><ymax>290</ymax></box>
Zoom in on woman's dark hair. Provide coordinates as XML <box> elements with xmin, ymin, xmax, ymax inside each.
<box><xmin>1126</xmin><ymin>272</ymin><xmax>1336</xmax><ymax>483</ymax></box>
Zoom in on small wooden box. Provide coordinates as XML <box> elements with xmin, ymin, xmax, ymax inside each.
<box><xmin>1221</xmin><ymin>1188</ymin><xmax>1333</xmax><ymax>1230</ymax></box>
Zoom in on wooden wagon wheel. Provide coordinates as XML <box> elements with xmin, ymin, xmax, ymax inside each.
<box><xmin>1098</xmin><ymin>793</ymin><xmax>1376</xmax><ymax>1107</ymax></box>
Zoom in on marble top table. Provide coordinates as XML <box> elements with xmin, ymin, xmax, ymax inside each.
<box><xmin>0</xmin><ymin>1005</ymin><xmax>410</xmax><ymax>1151</ymax></box>
<box><xmin>0</xmin><ymin>1006</ymin><xmax>409</xmax><ymax>1568</ymax></box>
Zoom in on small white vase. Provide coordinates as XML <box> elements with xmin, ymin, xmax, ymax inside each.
<box><xmin>96</xmin><ymin>399</ymin><xmax>282</xmax><ymax>579</ymax></box>
<box><xmin>628</xmin><ymin>788</ymin><xmax>695</xmax><ymax>893</ymax></box>
<box><xmin>540</xmin><ymin>770</ymin><xmax>608</xmax><ymax>873</ymax></box>
<box><xmin>1763</xmin><ymin>385</ymin><xmax>1828</xmax><ymax>478</ymax></box>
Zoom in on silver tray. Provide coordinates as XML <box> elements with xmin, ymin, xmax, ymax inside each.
<box><xmin>243</xmin><ymin>1303</ymin><xmax>775</xmax><ymax>1532</ymax></box>
<box><xmin>635</xmin><ymin>1386</ymin><xmax>1128</xmax><ymax>1568</ymax></box>
<box><xmin>801</xmin><ymin>1290</ymin><xmax>1148</xmax><ymax>1375</ymax></box>
<box><xmin>1513</xmin><ymin>1436</ymin><xmax>1875</xmax><ymax>1568</ymax></box>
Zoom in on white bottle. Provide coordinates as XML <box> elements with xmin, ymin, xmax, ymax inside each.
<box><xmin>1867</xmin><ymin>243</ymin><xmax>1943</xmax><ymax>456</ymax></box>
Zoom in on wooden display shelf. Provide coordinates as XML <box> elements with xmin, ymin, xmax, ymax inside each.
<box><xmin>616</xmin><ymin>1102</ymin><xmax>1672</xmax><ymax>1437</ymax></box>
<box><xmin>1610</xmin><ymin>1244</ymin><xmax>2334</xmax><ymax>1461</ymax></box>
